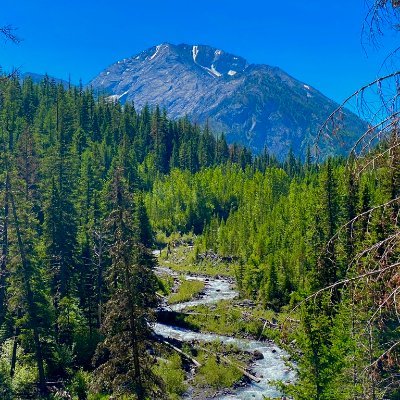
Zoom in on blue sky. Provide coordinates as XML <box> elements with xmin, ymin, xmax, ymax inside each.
<box><xmin>1</xmin><ymin>0</ymin><xmax>398</xmax><ymax>103</ymax></box>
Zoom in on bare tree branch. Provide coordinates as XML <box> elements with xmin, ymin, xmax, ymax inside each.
<box><xmin>285</xmin><ymin>262</ymin><xmax>400</xmax><ymax>323</ymax></box>
<box><xmin>316</xmin><ymin>71</ymin><xmax>400</xmax><ymax>147</ymax></box>
<box><xmin>363</xmin><ymin>340</ymin><xmax>400</xmax><ymax>372</ymax></box>
<box><xmin>0</xmin><ymin>25</ymin><xmax>21</xmax><ymax>44</ymax></box>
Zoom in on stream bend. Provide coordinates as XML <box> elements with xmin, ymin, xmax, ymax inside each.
<box><xmin>154</xmin><ymin>265</ymin><xmax>295</xmax><ymax>399</ymax></box>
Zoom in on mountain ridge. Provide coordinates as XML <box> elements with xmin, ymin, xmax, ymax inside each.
<box><xmin>89</xmin><ymin>43</ymin><xmax>366</xmax><ymax>157</ymax></box>
<box><xmin>21</xmin><ymin>72</ymin><xmax>70</xmax><ymax>88</ymax></box>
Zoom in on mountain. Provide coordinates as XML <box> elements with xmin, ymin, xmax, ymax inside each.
<box><xmin>21</xmin><ymin>72</ymin><xmax>70</xmax><ymax>89</ymax></box>
<box><xmin>89</xmin><ymin>43</ymin><xmax>366</xmax><ymax>157</ymax></box>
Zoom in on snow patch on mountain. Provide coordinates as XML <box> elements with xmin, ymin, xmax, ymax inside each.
<box><xmin>200</xmin><ymin>66</ymin><xmax>218</xmax><ymax>77</ymax></box>
<box><xmin>88</xmin><ymin>42</ymin><xmax>366</xmax><ymax>158</ymax></box>
<box><xmin>210</xmin><ymin>64</ymin><xmax>222</xmax><ymax>77</ymax></box>
<box><xmin>107</xmin><ymin>94</ymin><xmax>120</xmax><ymax>102</ymax></box>
<box><xmin>192</xmin><ymin>45</ymin><xmax>199</xmax><ymax>62</ymax></box>
<box><xmin>107</xmin><ymin>90</ymin><xmax>130</xmax><ymax>103</ymax></box>
<box><xmin>150</xmin><ymin>45</ymin><xmax>162</xmax><ymax>60</ymax></box>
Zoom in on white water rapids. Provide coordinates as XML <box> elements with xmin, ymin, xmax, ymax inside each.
<box><xmin>154</xmin><ymin>265</ymin><xmax>295</xmax><ymax>399</ymax></box>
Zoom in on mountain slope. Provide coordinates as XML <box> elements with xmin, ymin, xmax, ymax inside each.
<box><xmin>21</xmin><ymin>72</ymin><xmax>70</xmax><ymax>88</ymax></box>
<box><xmin>89</xmin><ymin>43</ymin><xmax>365</xmax><ymax>157</ymax></box>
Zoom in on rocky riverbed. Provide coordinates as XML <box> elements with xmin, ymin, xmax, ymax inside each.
<box><xmin>154</xmin><ymin>263</ymin><xmax>296</xmax><ymax>399</ymax></box>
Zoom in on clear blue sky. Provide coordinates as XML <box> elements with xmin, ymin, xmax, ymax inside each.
<box><xmin>1</xmin><ymin>0</ymin><xmax>398</xmax><ymax>103</ymax></box>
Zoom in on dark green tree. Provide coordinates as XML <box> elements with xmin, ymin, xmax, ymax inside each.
<box><xmin>92</xmin><ymin>167</ymin><xmax>162</xmax><ymax>399</ymax></box>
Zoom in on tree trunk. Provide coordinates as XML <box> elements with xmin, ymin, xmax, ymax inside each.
<box><xmin>125</xmin><ymin>263</ymin><xmax>144</xmax><ymax>400</ymax></box>
<box><xmin>10</xmin><ymin>310</ymin><xmax>20</xmax><ymax>377</ymax></box>
<box><xmin>0</xmin><ymin>172</ymin><xmax>10</xmax><ymax>327</ymax></box>
<box><xmin>10</xmin><ymin>189</ymin><xmax>46</xmax><ymax>395</ymax></box>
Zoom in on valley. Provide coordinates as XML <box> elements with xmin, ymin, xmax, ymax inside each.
<box><xmin>153</xmin><ymin>242</ymin><xmax>295</xmax><ymax>400</ymax></box>
<box><xmin>0</xmin><ymin>1</ymin><xmax>399</xmax><ymax>395</ymax></box>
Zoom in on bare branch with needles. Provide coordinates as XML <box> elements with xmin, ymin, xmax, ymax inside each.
<box><xmin>315</xmin><ymin>71</ymin><xmax>400</xmax><ymax>154</ymax></box>
<box><xmin>287</xmin><ymin>21</ymin><xmax>400</xmax><ymax>387</ymax></box>
<box><xmin>0</xmin><ymin>25</ymin><xmax>21</xmax><ymax>44</ymax></box>
<box><xmin>287</xmin><ymin>262</ymin><xmax>400</xmax><ymax>315</ymax></box>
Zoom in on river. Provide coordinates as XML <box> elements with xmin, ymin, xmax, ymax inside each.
<box><xmin>154</xmin><ymin>264</ymin><xmax>295</xmax><ymax>399</ymax></box>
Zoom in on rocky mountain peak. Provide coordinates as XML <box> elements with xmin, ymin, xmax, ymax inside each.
<box><xmin>89</xmin><ymin>43</ymin><xmax>366</xmax><ymax>157</ymax></box>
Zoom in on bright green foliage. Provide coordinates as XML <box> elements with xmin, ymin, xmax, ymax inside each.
<box><xmin>168</xmin><ymin>278</ymin><xmax>205</xmax><ymax>304</ymax></box>
<box><xmin>195</xmin><ymin>353</ymin><xmax>242</xmax><ymax>389</ymax></box>
<box><xmin>153</xmin><ymin>354</ymin><xmax>187</xmax><ymax>400</ymax></box>
<box><xmin>0</xmin><ymin>74</ymin><xmax>398</xmax><ymax>399</ymax></box>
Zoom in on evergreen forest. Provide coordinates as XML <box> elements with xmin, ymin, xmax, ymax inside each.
<box><xmin>0</xmin><ymin>64</ymin><xmax>398</xmax><ymax>399</ymax></box>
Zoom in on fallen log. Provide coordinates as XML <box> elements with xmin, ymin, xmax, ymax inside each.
<box><xmin>220</xmin><ymin>354</ymin><xmax>261</xmax><ymax>383</ymax></box>
<box><xmin>180</xmin><ymin>311</ymin><xmax>221</xmax><ymax>317</ymax></box>
<box><xmin>161</xmin><ymin>339</ymin><xmax>201</xmax><ymax>368</ymax></box>
<box><xmin>198</xmin><ymin>345</ymin><xmax>261</xmax><ymax>383</ymax></box>
<box><xmin>258</xmin><ymin>319</ymin><xmax>280</xmax><ymax>340</ymax></box>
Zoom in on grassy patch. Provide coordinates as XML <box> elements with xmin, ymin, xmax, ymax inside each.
<box><xmin>191</xmin><ymin>341</ymin><xmax>250</xmax><ymax>396</ymax></box>
<box><xmin>152</xmin><ymin>340</ymin><xmax>250</xmax><ymax>400</ymax></box>
<box><xmin>88</xmin><ymin>394</ymin><xmax>112</xmax><ymax>400</ymax></box>
<box><xmin>195</xmin><ymin>354</ymin><xmax>242</xmax><ymax>389</ymax></box>
<box><xmin>161</xmin><ymin>243</ymin><xmax>236</xmax><ymax>277</ymax></box>
<box><xmin>169</xmin><ymin>279</ymin><xmax>205</xmax><ymax>304</ymax></box>
<box><xmin>153</xmin><ymin>353</ymin><xmax>187</xmax><ymax>400</ymax></box>
<box><xmin>158</xmin><ymin>274</ymin><xmax>175</xmax><ymax>296</ymax></box>
<box><xmin>182</xmin><ymin>300</ymin><xmax>281</xmax><ymax>340</ymax></box>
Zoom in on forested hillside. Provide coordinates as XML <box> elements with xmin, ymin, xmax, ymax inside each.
<box><xmin>146</xmin><ymin>147</ymin><xmax>400</xmax><ymax>398</ymax></box>
<box><xmin>0</xmin><ymin>75</ymin><xmax>254</xmax><ymax>399</ymax></box>
<box><xmin>0</xmin><ymin>74</ymin><xmax>398</xmax><ymax>399</ymax></box>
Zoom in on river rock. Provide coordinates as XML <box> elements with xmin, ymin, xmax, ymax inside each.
<box><xmin>253</xmin><ymin>350</ymin><xmax>264</xmax><ymax>360</ymax></box>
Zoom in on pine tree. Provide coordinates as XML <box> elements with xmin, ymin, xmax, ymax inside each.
<box><xmin>315</xmin><ymin>158</ymin><xmax>340</xmax><ymax>290</ymax></box>
<box><xmin>7</xmin><ymin>164</ymin><xmax>52</xmax><ymax>395</ymax></box>
<box><xmin>265</xmin><ymin>261</ymin><xmax>279</xmax><ymax>307</ymax></box>
<box><xmin>0</xmin><ymin>171</ymin><xmax>10</xmax><ymax>330</ymax></box>
<box><xmin>92</xmin><ymin>167</ymin><xmax>162</xmax><ymax>399</ymax></box>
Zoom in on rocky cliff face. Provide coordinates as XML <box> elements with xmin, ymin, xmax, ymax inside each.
<box><xmin>89</xmin><ymin>43</ymin><xmax>365</xmax><ymax>157</ymax></box>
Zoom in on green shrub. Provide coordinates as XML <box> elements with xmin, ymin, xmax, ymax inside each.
<box><xmin>154</xmin><ymin>354</ymin><xmax>187</xmax><ymax>399</ymax></box>
<box><xmin>195</xmin><ymin>355</ymin><xmax>242</xmax><ymax>389</ymax></box>
<box><xmin>11</xmin><ymin>361</ymin><xmax>38</xmax><ymax>395</ymax></box>
<box><xmin>87</xmin><ymin>394</ymin><xmax>110</xmax><ymax>400</ymax></box>
<box><xmin>0</xmin><ymin>357</ymin><xmax>12</xmax><ymax>400</ymax></box>
<box><xmin>158</xmin><ymin>275</ymin><xmax>175</xmax><ymax>296</ymax></box>
<box><xmin>169</xmin><ymin>279</ymin><xmax>205</xmax><ymax>304</ymax></box>
<box><xmin>70</xmin><ymin>368</ymin><xmax>89</xmax><ymax>399</ymax></box>
<box><xmin>0</xmin><ymin>339</ymin><xmax>37</xmax><ymax>398</ymax></box>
